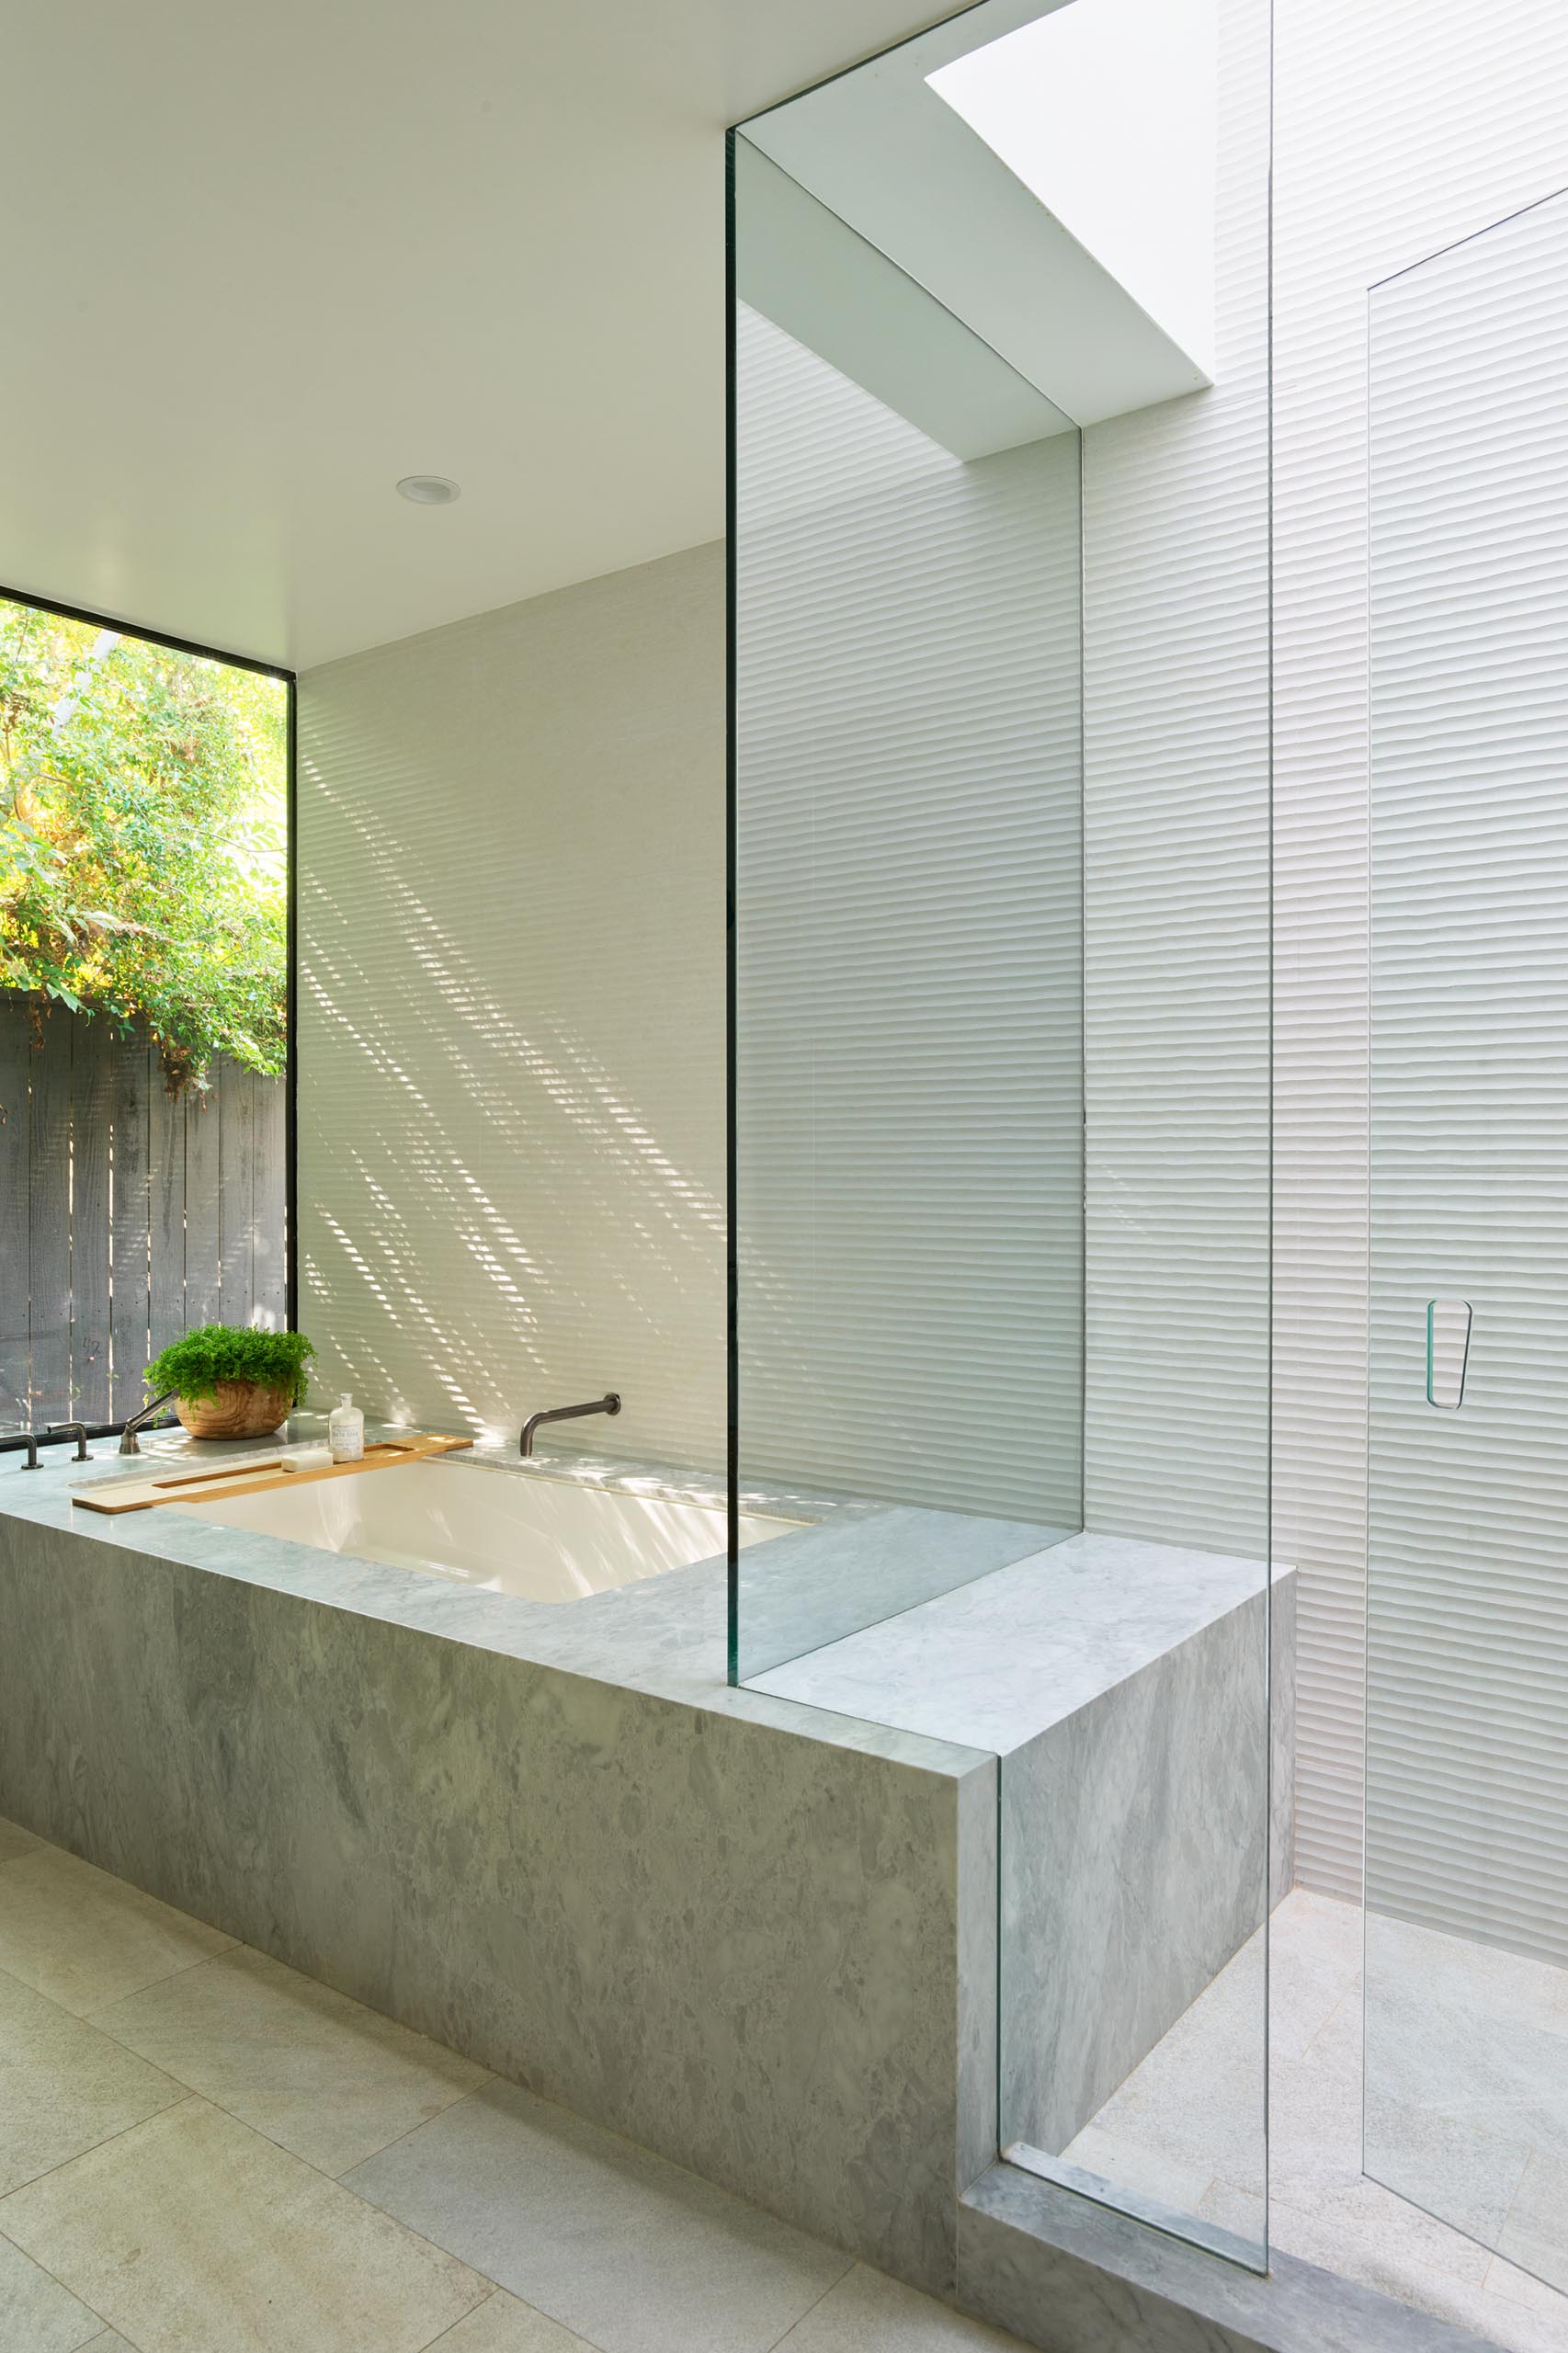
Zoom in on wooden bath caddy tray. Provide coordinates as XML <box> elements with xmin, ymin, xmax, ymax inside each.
<box><xmin>73</xmin><ymin>1432</ymin><xmax>472</xmax><ymax>1516</ymax></box>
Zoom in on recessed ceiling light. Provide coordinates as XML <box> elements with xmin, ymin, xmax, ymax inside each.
<box><xmin>396</xmin><ymin>475</ymin><xmax>460</xmax><ymax>505</ymax></box>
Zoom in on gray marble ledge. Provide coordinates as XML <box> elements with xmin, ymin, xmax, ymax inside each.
<box><xmin>956</xmin><ymin>2163</ymin><xmax>1505</xmax><ymax>2353</ymax></box>
<box><xmin>0</xmin><ymin>1429</ymin><xmax>989</xmax><ymax>1785</ymax></box>
<box><xmin>748</xmin><ymin>1532</ymin><xmax>1293</xmax><ymax>1757</ymax></box>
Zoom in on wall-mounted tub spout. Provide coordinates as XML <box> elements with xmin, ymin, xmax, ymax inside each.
<box><xmin>519</xmin><ymin>1393</ymin><xmax>621</xmax><ymax>1458</ymax></box>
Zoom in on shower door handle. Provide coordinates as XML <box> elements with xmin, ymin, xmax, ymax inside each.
<box><xmin>1426</xmin><ymin>1299</ymin><xmax>1472</xmax><ymax>1409</ymax></box>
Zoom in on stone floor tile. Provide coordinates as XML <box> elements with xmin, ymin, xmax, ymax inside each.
<box><xmin>0</xmin><ymin>1965</ymin><xmax>185</xmax><ymax>2195</ymax></box>
<box><xmin>1360</xmin><ymin>2262</ymin><xmax>1568</xmax><ymax>2353</ymax></box>
<box><xmin>1270</xmin><ymin>2174</ymin><xmax>1493</xmax><ymax>2291</ymax></box>
<box><xmin>0</xmin><ymin>2229</ymin><xmax>109</xmax><ymax>2352</ymax></box>
<box><xmin>0</xmin><ymin>1816</ymin><xmax>42</xmax><ymax>1865</ymax></box>
<box><xmin>1196</xmin><ymin>2179</ymin><xmax>1266</xmax><ymax>2243</ymax></box>
<box><xmin>345</xmin><ymin>2078</ymin><xmax>850</xmax><ymax>2353</ymax></box>
<box><xmin>1368</xmin><ymin>1915</ymin><xmax>1568</xmax><ymax>2042</ymax></box>
<box><xmin>1054</xmin><ymin>2120</ymin><xmax>1215</xmax><ymax>2220</ymax></box>
<box><xmin>426</xmin><ymin>2290</ymin><xmax>601</xmax><ymax>2350</ymax></box>
<box><xmin>91</xmin><ymin>1942</ymin><xmax>487</xmax><ymax>2177</ymax></box>
<box><xmin>773</xmin><ymin>2262</ymin><xmax>1028</xmax><ymax>2349</ymax></box>
<box><xmin>0</xmin><ymin>1847</ymin><xmax>233</xmax><ymax>2014</ymax></box>
<box><xmin>1084</xmin><ymin>1946</ymin><xmax>1268</xmax><ymax>2195</ymax></box>
<box><xmin>0</xmin><ymin>2096</ymin><xmax>492</xmax><ymax>2353</ymax></box>
<box><xmin>1486</xmin><ymin>2247</ymin><xmax>1568</xmax><ymax>2319</ymax></box>
<box><xmin>1267</xmin><ymin>1891</ymin><xmax>1365</xmax><ymax>2063</ymax></box>
<box><xmin>1496</xmin><ymin>2150</ymin><xmax>1568</xmax><ymax>2297</ymax></box>
<box><xmin>1367</xmin><ymin>1971</ymin><xmax>1568</xmax><ymax>2174</ymax></box>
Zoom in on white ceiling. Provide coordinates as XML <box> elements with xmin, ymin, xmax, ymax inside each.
<box><xmin>3</xmin><ymin>0</ymin><xmax>957</xmax><ymax>671</ymax></box>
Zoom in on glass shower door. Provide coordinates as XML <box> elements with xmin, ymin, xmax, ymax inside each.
<box><xmin>1367</xmin><ymin>190</ymin><xmax>1568</xmax><ymax>2289</ymax></box>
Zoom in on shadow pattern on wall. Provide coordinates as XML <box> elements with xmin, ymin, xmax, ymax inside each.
<box><xmin>296</xmin><ymin>547</ymin><xmax>728</xmax><ymax>1468</ymax></box>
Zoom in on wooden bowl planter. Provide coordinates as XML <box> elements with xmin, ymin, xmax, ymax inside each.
<box><xmin>176</xmin><ymin>1381</ymin><xmax>295</xmax><ymax>1440</ymax></box>
<box><xmin>143</xmin><ymin>1324</ymin><xmax>316</xmax><ymax>1445</ymax></box>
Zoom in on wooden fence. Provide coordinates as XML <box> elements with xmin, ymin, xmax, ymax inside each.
<box><xmin>0</xmin><ymin>997</ymin><xmax>286</xmax><ymax>1428</ymax></box>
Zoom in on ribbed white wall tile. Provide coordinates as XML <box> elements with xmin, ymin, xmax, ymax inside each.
<box><xmin>1271</xmin><ymin>0</ymin><xmax>1568</xmax><ymax>1901</ymax></box>
<box><xmin>1081</xmin><ymin>0</ymin><xmax>1271</xmax><ymax>1563</ymax></box>
<box><xmin>1366</xmin><ymin>189</ymin><xmax>1568</xmax><ymax>1966</ymax></box>
<box><xmin>296</xmin><ymin>546</ymin><xmax>727</xmax><ymax>1470</ymax></box>
<box><xmin>735</xmin><ymin>302</ymin><xmax>1084</xmax><ymax>1521</ymax></box>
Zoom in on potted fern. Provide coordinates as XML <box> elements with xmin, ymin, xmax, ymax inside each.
<box><xmin>144</xmin><ymin>1325</ymin><xmax>317</xmax><ymax>1440</ymax></box>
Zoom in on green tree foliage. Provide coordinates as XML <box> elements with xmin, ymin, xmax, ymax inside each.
<box><xmin>0</xmin><ymin>597</ymin><xmax>287</xmax><ymax>1090</ymax></box>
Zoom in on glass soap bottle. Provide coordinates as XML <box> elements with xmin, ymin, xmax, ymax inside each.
<box><xmin>328</xmin><ymin>1392</ymin><xmax>364</xmax><ymax>1462</ymax></box>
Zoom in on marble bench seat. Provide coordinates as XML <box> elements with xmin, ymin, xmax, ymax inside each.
<box><xmin>750</xmin><ymin>1529</ymin><xmax>1296</xmax><ymax>2157</ymax></box>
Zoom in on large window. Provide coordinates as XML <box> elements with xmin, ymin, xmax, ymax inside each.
<box><xmin>0</xmin><ymin>592</ymin><xmax>291</xmax><ymax>1425</ymax></box>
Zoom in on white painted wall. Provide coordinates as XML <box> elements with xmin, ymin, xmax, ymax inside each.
<box><xmin>296</xmin><ymin>544</ymin><xmax>726</xmax><ymax>1470</ymax></box>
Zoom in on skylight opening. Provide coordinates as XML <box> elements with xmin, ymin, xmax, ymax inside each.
<box><xmin>926</xmin><ymin>0</ymin><xmax>1218</xmax><ymax>377</ymax></box>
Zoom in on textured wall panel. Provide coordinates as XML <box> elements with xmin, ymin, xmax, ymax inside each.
<box><xmin>734</xmin><ymin>301</ymin><xmax>1083</xmax><ymax>1523</ymax></box>
<box><xmin>1271</xmin><ymin>0</ymin><xmax>1568</xmax><ymax>1900</ymax></box>
<box><xmin>1081</xmin><ymin>0</ymin><xmax>1271</xmax><ymax>1563</ymax></box>
<box><xmin>1367</xmin><ymin>191</ymin><xmax>1568</xmax><ymax>1966</ymax></box>
<box><xmin>296</xmin><ymin>546</ymin><xmax>726</xmax><ymax>1470</ymax></box>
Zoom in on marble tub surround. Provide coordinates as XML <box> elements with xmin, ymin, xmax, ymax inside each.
<box><xmin>2</xmin><ymin>1430</ymin><xmax>978</xmax><ymax>1765</ymax></box>
<box><xmin>37</xmin><ymin>1424</ymin><xmax>1084</xmax><ymax>1737</ymax></box>
<box><xmin>0</xmin><ymin>1822</ymin><xmax>1034</xmax><ymax>2353</ymax></box>
<box><xmin>0</xmin><ymin>1441</ymin><xmax>998</xmax><ymax>2294</ymax></box>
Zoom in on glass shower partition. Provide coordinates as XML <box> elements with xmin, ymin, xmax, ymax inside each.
<box><xmin>727</xmin><ymin>131</ymin><xmax>1085</xmax><ymax>1680</ymax></box>
<box><xmin>729</xmin><ymin>0</ymin><xmax>1274</xmax><ymax>2279</ymax></box>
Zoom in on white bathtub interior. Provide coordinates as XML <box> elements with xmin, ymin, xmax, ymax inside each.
<box><xmin>167</xmin><ymin>1459</ymin><xmax>796</xmax><ymax>1604</ymax></box>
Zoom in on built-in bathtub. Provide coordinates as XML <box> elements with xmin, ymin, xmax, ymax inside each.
<box><xmin>0</xmin><ymin>1429</ymin><xmax>1297</xmax><ymax>2338</ymax></box>
<box><xmin>0</xmin><ymin>1428</ymin><xmax>995</xmax><ymax>2296</ymax></box>
<box><xmin>167</xmin><ymin>1455</ymin><xmax>797</xmax><ymax>1602</ymax></box>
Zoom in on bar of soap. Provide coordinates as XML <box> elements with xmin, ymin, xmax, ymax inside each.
<box><xmin>278</xmin><ymin>1447</ymin><xmax>334</xmax><ymax>1473</ymax></box>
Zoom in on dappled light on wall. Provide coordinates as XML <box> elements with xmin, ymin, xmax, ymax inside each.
<box><xmin>294</xmin><ymin>552</ymin><xmax>732</xmax><ymax>1469</ymax></box>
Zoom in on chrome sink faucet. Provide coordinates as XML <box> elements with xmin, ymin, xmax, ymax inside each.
<box><xmin>519</xmin><ymin>1392</ymin><xmax>621</xmax><ymax>1458</ymax></box>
